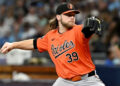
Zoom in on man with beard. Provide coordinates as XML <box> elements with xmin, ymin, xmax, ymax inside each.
<box><xmin>0</xmin><ymin>2</ymin><xmax>105</xmax><ymax>86</ymax></box>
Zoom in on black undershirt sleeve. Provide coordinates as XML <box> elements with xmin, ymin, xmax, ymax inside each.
<box><xmin>82</xmin><ymin>27</ymin><xmax>94</xmax><ymax>38</ymax></box>
<box><xmin>33</xmin><ymin>38</ymin><xmax>38</xmax><ymax>49</ymax></box>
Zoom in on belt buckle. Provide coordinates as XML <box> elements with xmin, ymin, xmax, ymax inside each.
<box><xmin>71</xmin><ymin>75</ymin><xmax>82</xmax><ymax>81</ymax></box>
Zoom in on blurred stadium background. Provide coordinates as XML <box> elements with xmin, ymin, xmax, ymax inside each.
<box><xmin>0</xmin><ymin>0</ymin><xmax>120</xmax><ymax>86</ymax></box>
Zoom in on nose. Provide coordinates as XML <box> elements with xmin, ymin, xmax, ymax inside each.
<box><xmin>70</xmin><ymin>16</ymin><xmax>75</xmax><ymax>19</ymax></box>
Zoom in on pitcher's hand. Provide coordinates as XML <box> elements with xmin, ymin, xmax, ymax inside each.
<box><xmin>0</xmin><ymin>42</ymin><xmax>14</xmax><ymax>54</ymax></box>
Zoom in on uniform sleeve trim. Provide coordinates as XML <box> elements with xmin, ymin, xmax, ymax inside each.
<box><xmin>33</xmin><ymin>38</ymin><xmax>38</xmax><ymax>49</ymax></box>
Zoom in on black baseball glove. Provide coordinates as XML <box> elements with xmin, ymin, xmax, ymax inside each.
<box><xmin>82</xmin><ymin>17</ymin><xmax>104</xmax><ymax>38</ymax></box>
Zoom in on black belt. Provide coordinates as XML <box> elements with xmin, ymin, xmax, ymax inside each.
<box><xmin>88</xmin><ymin>70</ymin><xmax>95</xmax><ymax>77</ymax></box>
<box><xmin>66</xmin><ymin>70</ymin><xmax>95</xmax><ymax>81</ymax></box>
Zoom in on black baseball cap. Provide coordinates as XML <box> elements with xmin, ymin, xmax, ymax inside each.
<box><xmin>56</xmin><ymin>3</ymin><xmax>80</xmax><ymax>15</ymax></box>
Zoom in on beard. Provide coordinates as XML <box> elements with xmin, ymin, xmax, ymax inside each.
<box><xmin>60</xmin><ymin>19</ymin><xmax>74</xmax><ymax>29</ymax></box>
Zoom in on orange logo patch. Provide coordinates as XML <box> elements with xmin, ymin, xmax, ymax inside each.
<box><xmin>67</xmin><ymin>3</ymin><xmax>73</xmax><ymax>9</ymax></box>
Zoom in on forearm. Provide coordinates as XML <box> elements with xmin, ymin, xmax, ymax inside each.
<box><xmin>13</xmin><ymin>39</ymin><xmax>34</xmax><ymax>50</ymax></box>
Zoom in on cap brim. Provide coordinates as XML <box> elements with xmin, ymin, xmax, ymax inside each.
<box><xmin>62</xmin><ymin>10</ymin><xmax>80</xmax><ymax>14</ymax></box>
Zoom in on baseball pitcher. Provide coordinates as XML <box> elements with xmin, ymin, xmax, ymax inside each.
<box><xmin>0</xmin><ymin>2</ymin><xmax>105</xmax><ymax>86</ymax></box>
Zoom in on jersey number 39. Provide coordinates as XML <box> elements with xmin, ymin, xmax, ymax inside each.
<box><xmin>66</xmin><ymin>52</ymin><xmax>79</xmax><ymax>63</ymax></box>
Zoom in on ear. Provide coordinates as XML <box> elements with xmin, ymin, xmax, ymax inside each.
<box><xmin>56</xmin><ymin>15</ymin><xmax>61</xmax><ymax>21</ymax></box>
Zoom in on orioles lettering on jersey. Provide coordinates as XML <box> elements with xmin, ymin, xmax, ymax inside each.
<box><xmin>51</xmin><ymin>40</ymin><xmax>75</xmax><ymax>58</ymax></box>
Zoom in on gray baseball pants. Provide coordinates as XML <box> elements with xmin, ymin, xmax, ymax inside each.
<box><xmin>53</xmin><ymin>75</ymin><xmax>105</xmax><ymax>86</ymax></box>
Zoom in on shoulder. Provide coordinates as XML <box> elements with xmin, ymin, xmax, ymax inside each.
<box><xmin>73</xmin><ymin>24</ymin><xmax>83</xmax><ymax>29</ymax></box>
<box><xmin>74</xmin><ymin>24</ymin><xmax>83</xmax><ymax>28</ymax></box>
<box><xmin>45</xmin><ymin>29</ymin><xmax>57</xmax><ymax>36</ymax></box>
<box><xmin>73</xmin><ymin>24</ymin><xmax>83</xmax><ymax>31</ymax></box>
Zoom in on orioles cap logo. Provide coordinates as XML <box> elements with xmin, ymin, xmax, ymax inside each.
<box><xmin>67</xmin><ymin>3</ymin><xmax>73</xmax><ymax>9</ymax></box>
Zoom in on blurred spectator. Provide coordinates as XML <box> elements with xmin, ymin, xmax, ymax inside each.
<box><xmin>0</xmin><ymin>18</ymin><xmax>10</xmax><ymax>47</ymax></box>
<box><xmin>103</xmin><ymin>17</ymin><xmax>120</xmax><ymax>48</ymax></box>
<box><xmin>21</xmin><ymin>22</ymin><xmax>37</xmax><ymax>40</ymax></box>
<box><xmin>4</xmin><ymin>6</ymin><xmax>15</xmax><ymax>27</ymax></box>
<box><xmin>33</xmin><ymin>22</ymin><xmax>45</xmax><ymax>38</ymax></box>
<box><xmin>90</xmin><ymin>35</ymin><xmax>106</xmax><ymax>52</ymax></box>
<box><xmin>105</xmin><ymin>48</ymin><xmax>115</xmax><ymax>66</ymax></box>
<box><xmin>112</xmin><ymin>46</ymin><xmax>120</xmax><ymax>65</ymax></box>
<box><xmin>110</xmin><ymin>34</ymin><xmax>120</xmax><ymax>46</ymax></box>
<box><xmin>8</xmin><ymin>22</ymin><xmax>22</xmax><ymax>42</ymax></box>
<box><xmin>108</xmin><ymin>0</ymin><xmax>120</xmax><ymax>12</ymax></box>
<box><xmin>105</xmin><ymin>43</ymin><xmax>120</xmax><ymax>66</ymax></box>
<box><xmin>0</xmin><ymin>5</ymin><xmax>6</xmax><ymax>18</ymax></box>
<box><xmin>113</xmin><ymin>45</ymin><xmax>120</xmax><ymax>59</ymax></box>
<box><xmin>0</xmin><ymin>0</ymin><xmax>5</xmax><ymax>6</ymax></box>
<box><xmin>5</xmin><ymin>0</ymin><xmax>14</xmax><ymax>7</ymax></box>
<box><xmin>38</xmin><ymin>15</ymin><xmax>48</xmax><ymax>27</ymax></box>
<box><xmin>14</xmin><ymin>0</ymin><xmax>27</xmax><ymax>17</ymax></box>
<box><xmin>23</xmin><ymin>6</ymin><xmax>38</xmax><ymax>25</ymax></box>
<box><xmin>36</xmin><ymin>2</ymin><xmax>46</xmax><ymax>16</ymax></box>
<box><xmin>97</xmin><ymin>0</ymin><xmax>108</xmax><ymax>12</ymax></box>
